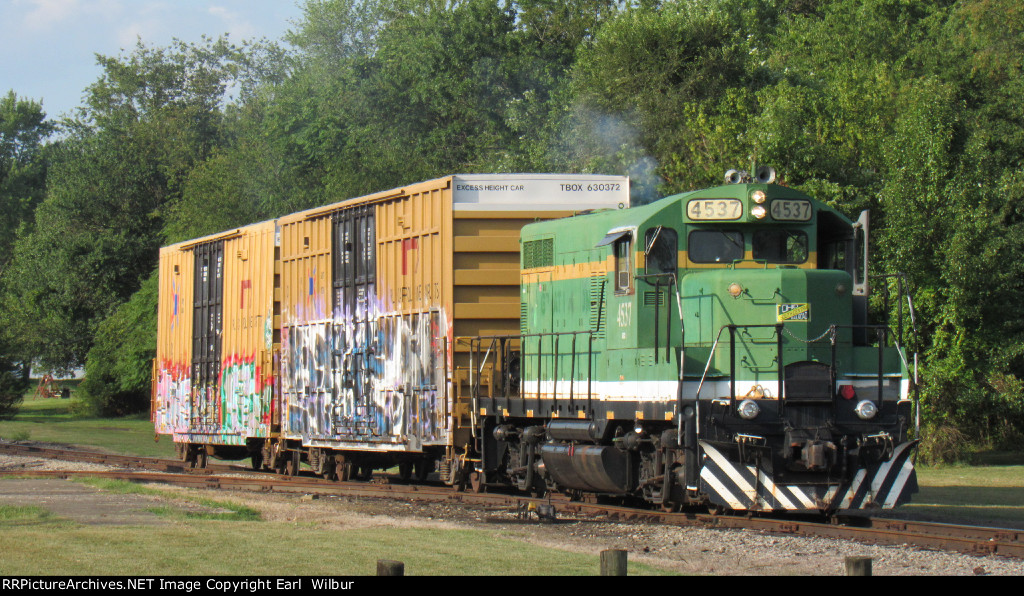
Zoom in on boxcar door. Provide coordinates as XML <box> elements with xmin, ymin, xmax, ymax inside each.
<box><xmin>191</xmin><ymin>240</ymin><xmax>225</xmax><ymax>434</ymax></box>
<box><xmin>331</xmin><ymin>206</ymin><xmax>388</xmax><ymax>441</ymax></box>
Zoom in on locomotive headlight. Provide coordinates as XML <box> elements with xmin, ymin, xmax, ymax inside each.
<box><xmin>751</xmin><ymin>190</ymin><xmax>767</xmax><ymax>204</ymax></box>
<box><xmin>737</xmin><ymin>399</ymin><xmax>760</xmax><ymax>420</ymax></box>
<box><xmin>854</xmin><ymin>400</ymin><xmax>878</xmax><ymax>420</ymax></box>
<box><xmin>751</xmin><ymin>205</ymin><xmax>767</xmax><ymax>219</ymax></box>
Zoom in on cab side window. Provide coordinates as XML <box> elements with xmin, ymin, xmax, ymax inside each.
<box><xmin>614</xmin><ymin>234</ymin><xmax>633</xmax><ymax>294</ymax></box>
<box><xmin>645</xmin><ymin>227</ymin><xmax>678</xmax><ymax>274</ymax></box>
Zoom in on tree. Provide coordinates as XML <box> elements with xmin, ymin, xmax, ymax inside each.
<box><xmin>2</xmin><ymin>38</ymin><xmax>257</xmax><ymax>373</ymax></box>
<box><xmin>77</xmin><ymin>272</ymin><xmax>158</xmax><ymax>416</ymax></box>
<box><xmin>0</xmin><ymin>91</ymin><xmax>53</xmax><ymax>274</ymax></box>
<box><xmin>0</xmin><ymin>338</ymin><xmax>28</xmax><ymax>420</ymax></box>
<box><xmin>0</xmin><ymin>91</ymin><xmax>53</xmax><ymax>417</ymax></box>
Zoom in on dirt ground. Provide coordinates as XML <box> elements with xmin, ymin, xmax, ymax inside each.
<box><xmin>2</xmin><ymin>468</ymin><xmax>1023</xmax><ymax>576</ymax></box>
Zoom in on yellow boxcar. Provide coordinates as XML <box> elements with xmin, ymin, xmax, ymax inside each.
<box><xmin>152</xmin><ymin>221</ymin><xmax>278</xmax><ymax>458</ymax></box>
<box><xmin>276</xmin><ymin>174</ymin><xmax>629</xmax><ymax>477</ymax></box>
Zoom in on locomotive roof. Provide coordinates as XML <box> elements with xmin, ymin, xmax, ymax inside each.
<box><xmin>521</xmin><ymin>181</ymin><xmax>855</xmax><ymax>242</ymax></box>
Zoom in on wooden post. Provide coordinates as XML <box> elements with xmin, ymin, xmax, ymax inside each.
<box><xmin>600</xmin><ymin>549</ymin><xmax>628</xmax><ymax>576</ymax></box>
<box><xmin>377</xmin><ymin>560</ymin><xmax>405</xmax><ymax>576</ymax></box>
<box><xmin>845</xmin><ymin>556</ymin><xmax>872</xmax><ymax>576</ymax></box>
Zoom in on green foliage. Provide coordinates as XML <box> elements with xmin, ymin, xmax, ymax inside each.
<box><xmin>2</xmin><ymin>37</ymin><xmax>264</xmax><ymax>372</ymax></box>
<box><xmin>77</xmin><ymin>272</ymin><xmax>157</xmax><ymax>416</ymax></box>
<box><xmin>0</xmin><ymin>91</ymin><xmax>54</xmax><ymax>275</ymax></box>
<box><xmin>917</xmin><ymin>424</ymin><xmax>971</xmax><ymax>465</ymax></box>
<box><xmin>2</xmin><ymin>0</ymin><xmax>1024</xmax><ymax>450</ymax></box>
<box><xmin>0</xmin><ymin>348</ymin><xmax>28</xmax><ymax>420</ymax></box>
<box><xmin>567</xmin><ymin>1</ymin><xmax>759</xmax><ymax>193</ymax></box>
<box><xmin>0</xmin><ymin>92</ymin><xmax>52</xmax><ymax>412</ymax></box>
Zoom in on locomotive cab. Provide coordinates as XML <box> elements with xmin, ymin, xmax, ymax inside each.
<box><xmin>468</xmin><ymin>169</ymin><xmax>918</xmax><ymax>513</ymax></box>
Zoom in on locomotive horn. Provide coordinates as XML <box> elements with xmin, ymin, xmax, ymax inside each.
<box><xmin>724</xmin><ymin>169</ymin><xmax>742</xmax><ymax>184</ymax></box>
<box><xmin>755</xmin><ymin>166</ymin><xmax>777</xmax><ymax>184</ymax></box>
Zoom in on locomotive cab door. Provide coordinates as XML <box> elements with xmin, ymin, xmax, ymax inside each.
<box><xmin>640</xmin><ymin>226</ymin><xmax>679</xmax><ymax>363</ymax></box>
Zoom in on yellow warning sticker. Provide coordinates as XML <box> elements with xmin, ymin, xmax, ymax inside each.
<box><xmin>777</xmin><ymin>303</ymin><xmax>810</xmax><ymax>322</ymax></box>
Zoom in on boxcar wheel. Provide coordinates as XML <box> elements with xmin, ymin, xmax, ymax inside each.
<box><xmin>336</xmin><ymin>460</ymin><xmax>352</xmax><ymax>482</ymax></box>
<box><xmin>285</xmin><ymin>451</ymin><xmax>300</xmax><ymax>476</ymax></box>
<box><xmin>319</xmin><ymin>455</ymin><xmax>336</xmax><ymax>480</ymax></box>
<box><xmin>398</xmin><ymin>462</ymin><xmax>412</xmax><ymax>482</ymax></box>
<box><xmin>414</xmin><ymin>460</ymin><xmax>430</xmax><ymax>482</ymax></box>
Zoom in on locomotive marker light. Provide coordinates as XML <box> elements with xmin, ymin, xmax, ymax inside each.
<box><xmin>751</xmin><ymin>190</ymin><xmax>767</xmax><ymax>204</ymax></box>
<box><xmin>727</xmin><ymin>282</ymin><xmax>744</xmax><ymax>298</ymax></box>
<box><xmin>855</xmin><ymin>400</ymin><xmax>879</xmax><ymax>420</ymax></box>
<box><xmin>737</xmin><ymin>399</ymin><xmax>760</xmax><ymax>420</ymax></box>
<box><xmin>751</xmin><ymin>204</ymin><xmax>767</xmax><ymax>219</ymax></box>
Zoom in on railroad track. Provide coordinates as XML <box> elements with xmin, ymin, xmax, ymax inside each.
<box><xmin>2</xmin><ymin>441</ymin><xmax>1022</xmax><ymax>560</ymax></box>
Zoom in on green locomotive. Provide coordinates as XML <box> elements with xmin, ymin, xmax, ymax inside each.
<box><xmin>466</xmin><ymin>168</ymin><xmax>918</xmax><ymax>513</ymax></box>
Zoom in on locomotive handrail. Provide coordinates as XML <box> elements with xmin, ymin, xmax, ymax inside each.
<box><xmin>696</xmin><ymin>321</ymin><xmax>912</xmax><ymax>418</ymax></box>
<box><xmin>870</xmin><ymin>271</ymin><xmax>920</xmax><ymax>437</ymax></box>
<box><xmin>461</xmin><ymin>330</ymin><xmax>597</xmax><ymax>419</ymax></box>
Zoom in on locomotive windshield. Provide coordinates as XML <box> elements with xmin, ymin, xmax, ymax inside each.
<box><xmin>689</xmin><ymin>229</ymin><xmax>743</xmax><ymax>263</ymax></box>
<box><xmin>688</xmin><ymin>228</ymin><xmax>809</xmax><ymax>265</ymax></box>
<box><xmin>752</xmin><ymin>229</ymin><xmax>808</xmax><ymax>264</ymax></box>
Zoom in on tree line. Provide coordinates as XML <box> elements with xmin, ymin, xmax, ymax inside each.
<box><xmin>1</xmin><ymin>0</ymin><xmax>1022</xmax><ymax>460</ymax></box>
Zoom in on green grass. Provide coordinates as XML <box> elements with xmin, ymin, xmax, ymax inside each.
<box><xmin>0</xmin><ymin>500</ymin><xmax>670</xmax><ymax>575</ymax></box>
<box><xmin>5</xmin><ymin>396</ymin><xmax>1024</xmax><ymax>568</ymax></box>
<box><xmin>0</xmin><ymin>397</ymin><xmax>176</xmax><ymax>458</ymax></box>
<box><xmin>0</xmin><ymin>504</ymin><xmax>61</xmax><ymax>524</ymax></box>
<box><xmin>899</xmin><ymin>458</ymin><xmax>1024</xmax><ymax>528</ymax></box>
<box><xmin>70</xmin><ymin>477</ymin><xmax>261</xmax><ymax>521</ymax></box>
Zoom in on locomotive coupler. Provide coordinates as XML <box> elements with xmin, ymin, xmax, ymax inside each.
<box><xmin>785</xmin><ymin>428</ymin><xmax>837</xmax><ymax>471</ymax></box>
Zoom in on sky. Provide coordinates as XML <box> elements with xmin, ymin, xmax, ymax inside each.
<box><xmin>1</xmin><ymin>0</ymin><xmax>306</xmax><ymax>119</ymax></box>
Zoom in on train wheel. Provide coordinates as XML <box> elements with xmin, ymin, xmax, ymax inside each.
<box><xmin>195</xmin><ymin>448</ymin><xmax>208</xmax><ymax>470</ymax></box>
<box><xmin>469</xmin><ymin>470</ymin><xmax>484</xmax><ymax>494</ymax></box>
<box><xmin>284</xmin><ymin>451</ymin><xmax>300</xmax><ymax>476</ymax></box>
<box><xmin>357</xmin><ymin>465</ymin><xmax>373</xmax><ymax>481</ymax></box>
<box><xmin>336</xmin><ymin>460</ymin><xmax>352</xmax><ymax>482</ymax></box>
<box><xmin>320</xmin><ymin>455</ymin><xmax>336</xmax><ymax>480</ymax></box>
<box><xmin>398</xmin><ymin>462</ymin><xmax>412</xmax><ymax>482</ymax></box>
<box><xmin>414</xmin><ymin>460</ymin><xmax>430</xmax><ymax>482</ymax></box>
<box><xmin>250</xmin><ymin>451</ymin><xmax>264</xmax><ymax>471</ymax></box>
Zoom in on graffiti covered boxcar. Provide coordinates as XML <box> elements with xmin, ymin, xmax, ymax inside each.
<box><xmin>153</xmin><ymin>174</ymin><xmax>630</xmax><ymax>478</ymax></box>
<box><xmin>152</xmin><ymin>220</ymin><xmax>277</xmax><ymax>467</ymax></box>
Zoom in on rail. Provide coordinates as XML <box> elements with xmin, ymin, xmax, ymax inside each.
<box><xmin>4</xmin><ymin>441</ymin><xmax>1024</xmax><ymax>562</ymax></box>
